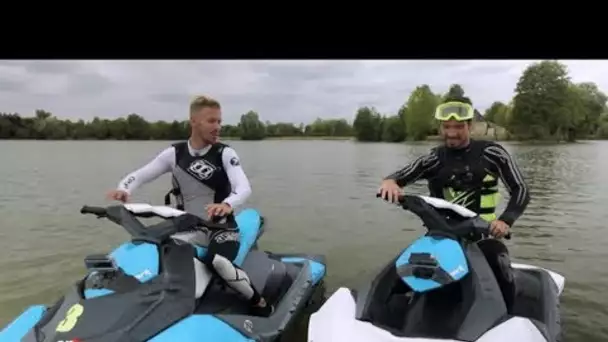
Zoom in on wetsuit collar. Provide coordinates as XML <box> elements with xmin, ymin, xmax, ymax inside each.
<box><xmin>445</xmin><ymin>139</ymin><xmax>473</xmax><ymax>153</ymax></box>
<box><xmin>187</xmin><ymin>139</ymin><xmax>212</xmax><ymax>157</ymax></box>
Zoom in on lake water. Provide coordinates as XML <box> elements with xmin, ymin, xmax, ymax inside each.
<box><xmin>1</xmin><ymin>140</ymin><xmax>607</xmax><ymax>341</ymax></box>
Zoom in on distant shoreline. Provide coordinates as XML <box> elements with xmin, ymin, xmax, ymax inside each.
<box><xmin>224</xmin><ymin>136</ymin><xmax>353</xmax><ymax>141</ymax></box>
<box><xmin>1</xmin><ymin>135</ymin><xmax>605</xmax><ymax>143</ymax></box>
<box><xmin>0</xmin><ymin>136</ymin><xmax>355</xmax><ymax>142</ymax></box>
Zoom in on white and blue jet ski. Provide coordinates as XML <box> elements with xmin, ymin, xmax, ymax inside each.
<box><xmin>0</xmin><ymin>203</ymin><xmax>326</xmax><ymax>342</ymax></box>
<box><xmin>308</xmin><ymin>194</ymin><xmax>564</xmax><ymax>342</ymax></box>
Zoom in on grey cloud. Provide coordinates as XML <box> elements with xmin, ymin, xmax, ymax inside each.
<box><xmin>65</xmin><ymin>73</ymin><xmax>114</xmax><ymax>96</ymax></box>
<box><xmin>0</xmin><ymin>78</ymin><xmax>27</xmax><ymax>93</ymax></box>
<box><xmin>22</xmin><ymin>61</ymin><xmax>83</xmax><ymax>75</ymax></box>
<box><xmin>1</xmin><ymin>59</ymin><xmax>608</xmax><ymax>124</ymax></box>
<box><xmin>149</xmin><ymin>92</ymin><xmax>190</xmax><ymax>104</ymax></box>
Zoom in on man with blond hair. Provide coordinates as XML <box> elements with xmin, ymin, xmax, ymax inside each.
<box><xmin>107</xmin><ymin>95</ymin><xmax>273</xmax><ymax>316</ymax></box>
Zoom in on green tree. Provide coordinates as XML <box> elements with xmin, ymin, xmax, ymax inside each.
<box><xmin>43</xmin><ymin>117</ymin><xmax>69</xmax><ymax>139</ymax></box>
<box><xmin>265</xmin><ymin>122</ymin><xmax>302</xmax><ymax>137</ymax></box>
<box><xmin>6</xmin><ymin>67</ymin><xmax>608</xmax><ymax>144</ymax></box>
<box><xmin>572</xmin><ymin>82</ymin><xmax>608</xmax><ymax>137</ymax></box>
<box><xmin>70</xmin><ymin>119</ymin><xmax>90</xmax><ymax>140</ymax></box>
<box><xmin>595</xmin><ymin>109</ymin><xmax>608</xmax><ymax>138</ymax></box>
<box><xmin>326</xmin><ymin>119</ymin><xmax>353</xmax><ymax>136</ymax></box>
<box><xmin>107</xmin><ymin>118</ymin><xmax>128</xmax><ymax>140</ymax></box>
<box><xmin>239</xmin><ymin>111</ymin><xmax>266</xmax><ymax>140</ymax></box>
<box><xmin>381</xmin><ymin>115</ymin><xmax>406</xmax><ymax>142</ymax></box>
<box><xmin>306</xmin><ymin>119</ymin><xmax>329</xmax><ymax>136</ymax></box>
<box><xmin>0</xmin><ymin>110</ymin><xmax>348</xmax><ymax>141</ymax></box>
<box><xmin>35</xmin><ymin>109</ymin><xmax>52</xmax><ymax>121</ymax></box>
<box><xmin>484</xmin><ymin>101</ymin><xmax>509</xmax><ymax>125</ymax></box>
<box><xmin>444</xmin><ymin>84</ymin><xmax>465</xmax><ymax>99</ymax></box>
<box><xmin>511</xmin><ymin>60</ymin><xmax>574</xmax><ymax>141</ymax></box>
<box><xmin>397</xmin><ymin>105</ymin><xmax>409</xmax><ymax>135</ymax></box>
<box><xmin>353</xmin><ymin>106</ymin><xmax>383</xmax><ymax>141</ymax></box>
<box><xmin>89</xmin><ymin>117</ymin><xmax>110</xmax><ymax>139</ymax></box>
<box><xmin>221</xmin><ymin>124</ymin><xmax>242</xmax><ymax>137</ymax></box>
<box><xmin>125</xmin><ymin>113</ymin><xmax>150</xmax><ymax>140</ymax></box>
<box><xmin>305</xmin><ymin>118</ymin><xmax>353</xmax><ymax>137</ymax></box>
<box><xmin>404</xmin><ymin>85</ymin><xmax>438</xmax><ymax>140</ymax></box>
<box><xmin>31</xmin><ymin>109</ymin><xmax>53</xmax><ymax>139</ymax></box>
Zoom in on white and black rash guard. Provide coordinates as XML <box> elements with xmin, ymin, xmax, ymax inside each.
<box><xmin>117</xmin><ymin>140</ymin><xmax>252</xmax><ymax>218</ymax></box>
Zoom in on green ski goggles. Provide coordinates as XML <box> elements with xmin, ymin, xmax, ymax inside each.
<box><xmin>434</xmin><ymin>101</ymin><xmax>475</xmax><ymax>121</ymax></box>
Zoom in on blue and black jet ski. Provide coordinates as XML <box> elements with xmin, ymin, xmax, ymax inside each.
<box><xmin>0</xmin><ymin>203</ymin><xmax>326</xmax><ymax>342</ymax></box>
<box><xmin>309</xmin><ymin>195</ymin><xmax>564</xmax><ymax>342</ymax></box>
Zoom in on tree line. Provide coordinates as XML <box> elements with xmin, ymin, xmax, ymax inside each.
<box><xmin>1</xmin><ymin>60</ymin><xmax>607</xmax><ymax>142</ymax></box>
<box><xmin>351</xmin><ymin>60</ymin><xmax>608</xmax><ymax>142</ymax></box>
<box><xmin>0</xmin><ymin>110</ymin><xmax>354</xmax><ymax>141</ymax></box>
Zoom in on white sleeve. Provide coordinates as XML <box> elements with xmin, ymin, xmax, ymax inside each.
<box><xmin>117</xmin><ymin>147</ymin><xmax>175</xmax><ymax>194</ymax></box>
<box><xmin>221</xmin><ymin>147</ymin><xmax>252</xmax><ymax>208</ymax></box>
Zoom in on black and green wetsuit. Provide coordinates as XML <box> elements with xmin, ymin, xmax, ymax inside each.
<box><xmin>385</xmin><ymin>139</ymin><xmax>530</xmax><ymax>226</ymax></box>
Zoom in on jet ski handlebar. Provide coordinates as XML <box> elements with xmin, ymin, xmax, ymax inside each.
<box><xmin>79</xmin><ymin>203</ymin><xmax>236</xmax><ymax>244</ymax></box>
<box><xmin>81</xmin><ymin>205</ymin><xmax>108</xmax><ymax>217</ymax></box>
<box><xmin>376</xmin><ymin>193</ymin><xmax>511</xmax><ymax>240</ymax></box>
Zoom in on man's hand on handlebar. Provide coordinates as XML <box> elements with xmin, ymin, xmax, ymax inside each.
<box><xmin>489</xmin><ymin>220</ymin><xmax>510</xmax><ymax>239</ymax></box>
<box><xmin>378</xmin><ymin>179</ymin><xmax>403</xmax><ymax>203</ymax></box>
<box><xmin>107</xmin><ymin>189</ymin><xmax>129</xmax><ymax>203</ymax></box>
<box><xmin>206</xmin><ymin>203</ymin><xmax>233</xmax><ymax>218</ymax></box>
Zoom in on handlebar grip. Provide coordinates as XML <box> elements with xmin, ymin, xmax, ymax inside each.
<box><xmin>376</xmin><ymin>192</ymin><xmax>405</xmax><ymax>203</ymax></box>
<box><xmin>80</xmin><ymin>205</ymin><xmax>107</xmax><ymax>216</ymax></box>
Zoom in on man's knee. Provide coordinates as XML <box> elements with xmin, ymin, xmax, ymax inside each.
<box><xmin>202</xmin><ymin>232</ymin><xmax>241</xmax><ymax>277</ymax></box>
<box><xmin>477</xmin><ymin>238</ymin><xmax>509</xmax><ymax>257</ymax></box>
<box><xmin>496</xmin><ymin>252</ymin><xmax>514</xmax><ymax>283</ymax></box>
<box><xmin>478</xmin><ymin>239</ymin><xmax>514</xmax><ymax>284</ymax></box>
<box><xmin>208</xmin><ymin>230</ymin><xmax>240</xmax><ymax>262</ymax></box>
<box><xmin>207</xmin><ymin>253</ymin><xmax>234</xmax><ymax>276</ymax></box>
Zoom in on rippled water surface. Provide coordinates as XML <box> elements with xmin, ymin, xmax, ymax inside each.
<box><xmin>1</xmin><ymin>140</ymin><xmax>607</xmax><ymax>341</ymax></box>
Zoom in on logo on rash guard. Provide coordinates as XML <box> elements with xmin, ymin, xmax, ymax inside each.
<box><xmin>187</xmin><ymin>159</ymin><xmax>216</xmax><ymax>180</ymax></box>
<box><xmin>230</xmin><ymin>157</ymin><xmax>240</xmax><ymax>166</ymax></box>
<box><xmin>122</xmin><ymin>176</ymin><xmax>135</xmax><ymax>189</ymax></box>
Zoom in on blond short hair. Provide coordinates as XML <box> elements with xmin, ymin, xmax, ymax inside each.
<box><xmin>189</xmin><ymin>95</ymin><xmax>221</xmax><ymax>116</ymax></box>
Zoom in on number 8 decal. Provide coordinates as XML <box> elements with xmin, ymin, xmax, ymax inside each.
<box><xmin>55</xmin><ymin>303</ymin><xmax>84</xmax><ymax>332</ymax></box>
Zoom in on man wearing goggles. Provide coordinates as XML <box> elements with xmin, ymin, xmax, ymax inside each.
<box><xmin>377</xmin><ymin>96</ymin><xmax>530</xmax><ymax>311</ymax></box>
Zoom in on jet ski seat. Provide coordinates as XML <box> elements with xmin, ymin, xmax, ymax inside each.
<box><xmin>190</xmin><ymin>246</ymin><xmax>289</xmax><ymax>306</ymax></box>
<box><xmin>359</xmin><ymin>264</ymin><xmax>471</xmax><ymax>339</ymax></box>
<box><xmin>240</xmin><ymin>250</ymin><xmax>290</xmax><ymax>304</ymax></box>
<box><xmin>510</xmin><ymin>268</ymin><xmax>561</xmax><ymax>331</ymax></box>
<box><xmin>400</xmin><ymin>275</ymin><xmax>472</xmax><ymax>338</ymax></box>
<box><xmin>171</xmin><ymin>227</ymin><xmax>289</xmax><ymax>306</ymax></box>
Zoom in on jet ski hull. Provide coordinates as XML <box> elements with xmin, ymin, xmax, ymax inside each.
<box><xmin>308</xmin><ymin>263</ymin><xmax>564</xmax><ymax>342</ymax></box>
<box><xmin>1</xmin><ymin>208</ymin><xmax>327</xmax><ymax>342</ymax></box>
<box><xmin>1</xmin><ymin>255</ymin><xmax>325</xmax><ymax>342</ymax></box>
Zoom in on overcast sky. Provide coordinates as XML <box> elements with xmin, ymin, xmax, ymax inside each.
<box><xmin>1</xmin><ymin>60</ymin><xmax>608</xmax><ymax>125</ymax></box>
